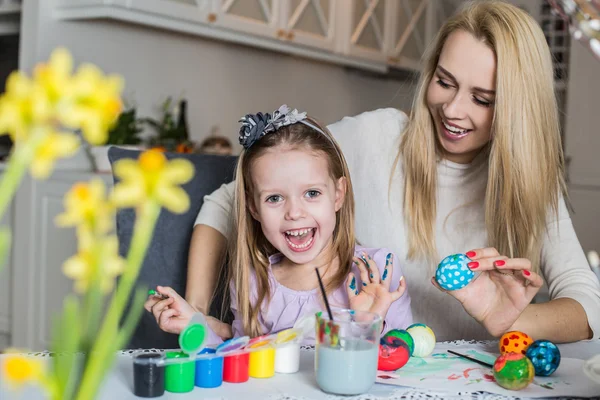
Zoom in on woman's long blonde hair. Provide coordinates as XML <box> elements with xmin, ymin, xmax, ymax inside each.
<box><xmin>230</xmin><ymin>118</ymin><xmax>355</xmax><ymax>337</ymax></box>
<box><xmin>398</xmin><ymin>0</ymin><xmax>567</xmax><ymax>272</ymax></box>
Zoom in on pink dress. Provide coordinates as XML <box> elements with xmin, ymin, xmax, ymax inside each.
<box><xmin>205</xmin><ymin>245</ymin><xmax>413</xmax><ymax>345</ymax></box>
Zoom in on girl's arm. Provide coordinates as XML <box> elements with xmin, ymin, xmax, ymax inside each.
<box><xmin>186</xmin><ymin>181</ymin><xmax>235</xmax><ymax>314</ymax></box>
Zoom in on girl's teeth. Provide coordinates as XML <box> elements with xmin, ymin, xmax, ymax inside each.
<box><xmin>286</xmin><ymin>235</ymin><xmax>314</xmax><ymax>249</ymax></box>
<box><xmin>285</xmin><ymin>228</ymin><xmax>313</xmax><ymax>236</ymax></box>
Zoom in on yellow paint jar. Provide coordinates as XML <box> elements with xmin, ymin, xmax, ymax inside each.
<box><xmin>248</xmin><ymin>337</ymin><xmax>276</xmax><ymax>378</ymax></box>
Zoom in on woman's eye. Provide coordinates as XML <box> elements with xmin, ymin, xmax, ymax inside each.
<box><xmin>473</xmin><ymin>96</ymin><xmax>493</xmax><ymax>107</ymax></box>
<box><xmin>305</xmin><ymin>190</ymin><xmax>321</xmax><ymax>199</ymax></box>
<box><xmin>266</xmin><ymin>195</ymin><xmax>282</xmax><ymax>203</ymax></box>
<box><xmin>436</xmin><ymin>79</ymin><xmax>452</xmax><ymax>89</ymax></box>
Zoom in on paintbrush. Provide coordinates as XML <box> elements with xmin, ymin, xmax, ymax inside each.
<box><xmin>148</xmin><ymin>289</ymin><xmax>168</xmax><ymax>300</ymax></box>
<box><xmin>447</xmin><ymin>350</ymin><xmax>493</xmax><ymax>368</ymax></box>
<box><xmin>315</xmin><ymin>268</ymin><xmax>334</xmax><ymax>321</ymax></box>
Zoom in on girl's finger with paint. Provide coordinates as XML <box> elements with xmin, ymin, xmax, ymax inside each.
<box><xmin>346</xmin><ymin>272</ymin><xmax>359</xmax><ymax>298</ymax></box>
<box><xmin>363</xmin><ymin>252</ymin><xmax>381</xmax><ymax>284</ymax></box>
<box><xmin>380</xmin><ymin>253</ymin><xmax>393</xmax><ymax>291</ymax></box>
<box><xmin>353</xmin><ymin>256</ymin><xmax>370</xmax><ymax>287</ymax></box>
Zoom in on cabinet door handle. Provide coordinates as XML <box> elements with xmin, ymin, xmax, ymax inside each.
<box><xmin>286</xmin><ymin>31</ymin><xmax>295</xmax><ymax>41</ymax></box>
<box><xmin>208</xmin><ymin>13</ymin><xmax>217</xmax><ymax>23</ymax></box>
<box><xmin>277</xmin><ymin>29</ymin><xmax>286</xmax><ymax>38</ymax></box>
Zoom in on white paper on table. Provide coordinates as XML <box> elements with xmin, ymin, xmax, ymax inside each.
<box><xmin>376</xmin><ymin>346</ymin><xmax>600</xmax><ymax>398</ymax></box>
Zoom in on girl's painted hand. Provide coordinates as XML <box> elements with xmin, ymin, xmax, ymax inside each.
<box><xmin>144</xmin><ymin>286</ymin><xmax>195</xmax><ymax>334</ymax></box>
<box><xmin>346</xmin><ymin>252</ymin><xmax>406</xmax><ymax>320</ymax></box>
<box><xmin>431</xmin><ymin>247</ymin><xmax>544</xmax><ymax>337</ymax></box>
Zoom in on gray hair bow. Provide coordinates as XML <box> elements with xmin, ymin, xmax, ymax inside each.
<box><xmin>238</xmin><ymin>105</ymin><xmax>307</xmax><ymax>149</ymax></box>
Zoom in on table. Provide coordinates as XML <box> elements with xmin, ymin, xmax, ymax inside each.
<box><xmin>2</xmin><ymin>340</ymin><xmax>600</xmax><ymax>400</ymax></box>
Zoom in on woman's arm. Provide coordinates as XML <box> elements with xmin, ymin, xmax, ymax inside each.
<box><xmin>510</xmin><ymin>298</ymin><xmax>592</xmax><ymax>342</ymax></box>
<box><xmin>186</xmin><ymin>181</ymin><xmax>235</xmax><ymax>314</ymax></box>
<box><xmin>515</xmin><ymin>197</ymin><xmax>600</xmax><ymax>342</ymax></box>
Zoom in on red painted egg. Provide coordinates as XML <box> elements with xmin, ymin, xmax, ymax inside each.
<box><xmin>378</xmin><ymin>336</ymin><xmax>410</xmax><ymax>371</ymax></box>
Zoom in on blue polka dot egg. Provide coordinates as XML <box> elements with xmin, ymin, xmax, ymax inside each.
<box><xmin>525</xmin><ymin>340</ymin><xmax>561</xmax><ymax>376</ymax></box>
<box><xmin>435</xmin><ymin>254</ymin><xmax>474</xmax><ymax>291</ymax></box>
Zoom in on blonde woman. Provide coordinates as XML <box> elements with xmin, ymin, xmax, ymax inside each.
<box><xmin>187</xmin><ymin>1</ymin><xmax>600</xmax><ymax>342</ymax></box>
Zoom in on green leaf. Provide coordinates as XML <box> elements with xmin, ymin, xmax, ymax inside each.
<box><xmin>0</xmin><ymin>227</ymin><xmax>11</xmax><ymax>273</ymax></box>
<box><xmin>51</xmin><ymin>295</ymin><xmax>82</xmax><ymax>400</ymax></box>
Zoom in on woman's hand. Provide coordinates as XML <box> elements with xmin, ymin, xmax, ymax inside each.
<box><xmin>347</xmin><ymin>252</ymin><xmax>406</xmax><ymax>320</ymax></box>
<box><xmin>432</xmin><ymin>248</ymin><xmax>544</xmax><ymax>337</ymax></box>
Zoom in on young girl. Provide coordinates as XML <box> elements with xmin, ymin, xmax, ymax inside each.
<box><xmin>145</xmin><ymin>105</ymin><xmax>412</xmax><ymax>343</ymax></box>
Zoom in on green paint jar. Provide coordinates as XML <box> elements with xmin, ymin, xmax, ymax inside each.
<box><xmin>165</xmin><ymin>351</ymin><xmax>195</xmax><ymax>393</ymax></box>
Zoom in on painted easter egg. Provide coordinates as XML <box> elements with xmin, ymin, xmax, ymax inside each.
<box><xmin>406</xmin><ymin>323</ymin><xmax>436</xmax><ymax>357</ymax></box>
<box><xmin>378</xmin><ymin>336</ymin><xmax>410</xmax><ymax>371</ymax></box>
<box><xmin>435</xmin><ymin>254</ymin><xmax>474</xmax><ymax>291</ymax></box>
<box><xmin>525</xmin><ymin>340</ymin><xmax>561</xmax><ymax>376</ymax></box>
<box><xmin>384</xmin><ymin>329</ymin><xmax>414</xmax><ymax>356</ymax></box>
<box><xmin>499</xmin><ymin>331</ymin><xmax>532</xmax><ymax>355</ymax></box>
<box><xmin>493</xmin><ymin>353</ymin><xmax>535</xmax><ymax>391</ymax></box>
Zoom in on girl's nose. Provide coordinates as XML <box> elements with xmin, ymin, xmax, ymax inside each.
<box><xmin>285</xmin><ymin>199</ymin><xmax>305</xmax><ymax>220</ymax></box>
<box><xmin>442</xmin><ymin>92</ymin><xmax>468</xmax><ymax>120</ymax></box>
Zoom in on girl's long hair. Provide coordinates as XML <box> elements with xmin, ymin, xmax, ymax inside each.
<box><xmin>397</xmin><ymin>0</ymin><xmax>567</xmax><ymax>271</ymax></box>
<box><xmin>230</xmin><ymin>118</ymin><xmax>355</xmax><ymax>337</ymax></box>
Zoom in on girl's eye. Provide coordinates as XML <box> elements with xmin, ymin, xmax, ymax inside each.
<box><xmin>305</xmin><ymin>190</ymin><xmax>321</xmax><ymax>199</ymax></box>
<box><xmin>436</xmin><ymin>79</ymin><xmax>452</xmax><ymax>89</ymax></box>
<box><xmin>266</xmin><ymin>195</ymin><xmax>283</xmax><ymax>203</ymax></box>
<box><xmin>473</xmin><ymin>96</ymin><xmax>493</xmax><ymax>108</ymax></box>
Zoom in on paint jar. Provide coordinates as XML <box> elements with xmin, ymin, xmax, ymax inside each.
<box><xmin>248</xmin><ymin>349</ymin><xmax>275</xmax><ymax>378</ymax></box>
<box><xmin>165</xmin><ymin>351</ymin><xmax>195</xmax><ymax>393</ymax></box>
<box><xmin>132</xmin><ymin>352</ymin><xmax>165</xmax><ymax>398</ymax></box>
<box><xmin>222</xmin><ymin>353</ymin><xmax>250</xmax><ymax>383</ymax></box>
<box><xmin>195</xmin><ymin>348</ymin><xmax>224</xmax><ymax>388</ymax></box>
<box><xmin>274</xmin><ymin>329</ymin><xmax>301</xmax><ymax>374</ymax></box>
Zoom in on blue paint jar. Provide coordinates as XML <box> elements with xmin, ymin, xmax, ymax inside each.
<box><xmin>195</xmin><ymin>348</ymin><xmax>224</xmax><ymax>388</ymax></box>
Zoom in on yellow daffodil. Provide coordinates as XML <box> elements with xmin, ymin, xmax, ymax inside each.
<box><xmin>59</xmin><ymin>64</ymin><xmax>124</xmax><ymax>145</ymax></box>
<box><xmin>0</xmin><ymin>72</ymin><xmax>52</xmax><ymax>143</ymax></box>
<box><xmin>1</xmin><ymin>351</ymin><xmax>44</xmax><ymax>389</ymax></box>
<box><xmin>30</xmin><ymin>130</ymin><xmax>80</xmax><ymax>179</ymax></box>
<box><xmin>111</xmin><ymin>149</ymin><xmax>194</xmax><ymax>213</ymax></box>
<box><xmin>55</xmin><ymin>179</ymin><xmax>114</xmax><ymax>237</ymax></box>
<box><xmin>33</xmin><ymin>47</ymin><xmax>74</xmax><ymax>106</ymax></box>
<box><xmin>62</xmin><ymin>235</ymin><xmax>124</xmax><ymax>294</ymax></box>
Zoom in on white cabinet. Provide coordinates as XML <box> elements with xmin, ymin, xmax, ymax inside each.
<box><xmin>281</xmin><ymin>0</ymin><xmax>337</xmax><ymax>51</ymax></box>
<box><xmin>212</xmin><ymin>0</ymin><xmax>280</xmax><ymax>38</ymax></box>
<box><xmin>11</xmin><ymin>172</ymin><xmax>112</xmax><ymax>350</ymax></box>
<box><xmin>0</xmin><ymin>169</ymin><xmax>12</xmax><ymax>347</ymax></box>
<box><xmin>54</xmin><ymin>0</ymin><xmax>463</xmax><ymax>74</ymax></box>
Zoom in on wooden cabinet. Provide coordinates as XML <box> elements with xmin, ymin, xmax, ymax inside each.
<box><xmin>10</xmin><ymin>172</ymin><xmax>112</xmax><ymax>350</ymax></box>
<box><xmin>54</xmin><ymin>0</ymin><xmax>464</xmax><ymax>74</ymax></box>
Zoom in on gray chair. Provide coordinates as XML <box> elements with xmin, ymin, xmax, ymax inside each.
<box><xmin>108</xmin><ymin>146</ymin><xmax>237</xmax><ymax>349</ymax></box>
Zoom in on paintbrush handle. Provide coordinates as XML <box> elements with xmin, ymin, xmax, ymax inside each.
<box><xmin>447</xmin><ymin>350</ymin><xmax>493</xmax><ymax>368</ymax></box>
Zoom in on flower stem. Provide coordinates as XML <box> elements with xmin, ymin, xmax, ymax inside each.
<box><xmin>0</xmin><ymin>131</ymin><xmax>45</xmax><ymax>272</ymax></box>
<box><xmin>75</xmin><ymin>200</ymin><xmax>161</xmax><ymax>400</ymax></box>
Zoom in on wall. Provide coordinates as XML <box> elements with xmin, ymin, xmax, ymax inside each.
<box><xmin>20</xmin><ymin>1</ymin><xmax>417</xmax><ymax>152</ymax></box>
<box><xmin>565</xmin><ymin>39</ymin><xmax>600</xmax><ymax>255</ymax></box>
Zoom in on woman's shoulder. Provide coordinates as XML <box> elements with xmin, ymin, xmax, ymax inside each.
<box><xmin>327</xmin><ymin>108</ymin><xmax>409</xmax><ymax>143</ymax></box>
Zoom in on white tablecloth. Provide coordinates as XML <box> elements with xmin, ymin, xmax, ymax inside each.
<box><xmin>2</xmin><ymin>340</ymin><xmax>600</xmax><ymax>400</ymax></box>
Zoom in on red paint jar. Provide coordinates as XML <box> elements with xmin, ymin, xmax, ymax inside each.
<box><xmin>222</xmin><ymin>353</ymin><xmax>250</xmax><ymax>383</ymax></box>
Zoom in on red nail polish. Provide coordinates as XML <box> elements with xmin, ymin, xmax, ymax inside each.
<box><xmin>468</xmin><ymin>262</ymin><xmax>479</xmax><ymax>269</ymax></box>
<box><xmin>494</xmin><ymin>260</ymin><xmax>506</xmax><ymax>267</ymax></box>
<box><xmin>523</xmin><ymin>270</ymin><xmax>531</xmax><ymax>276</ymax></box>
<box><xmin>466</xmin><ymin>251</ymin><xmax>476</xmax><ymax>258</ymax></box>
